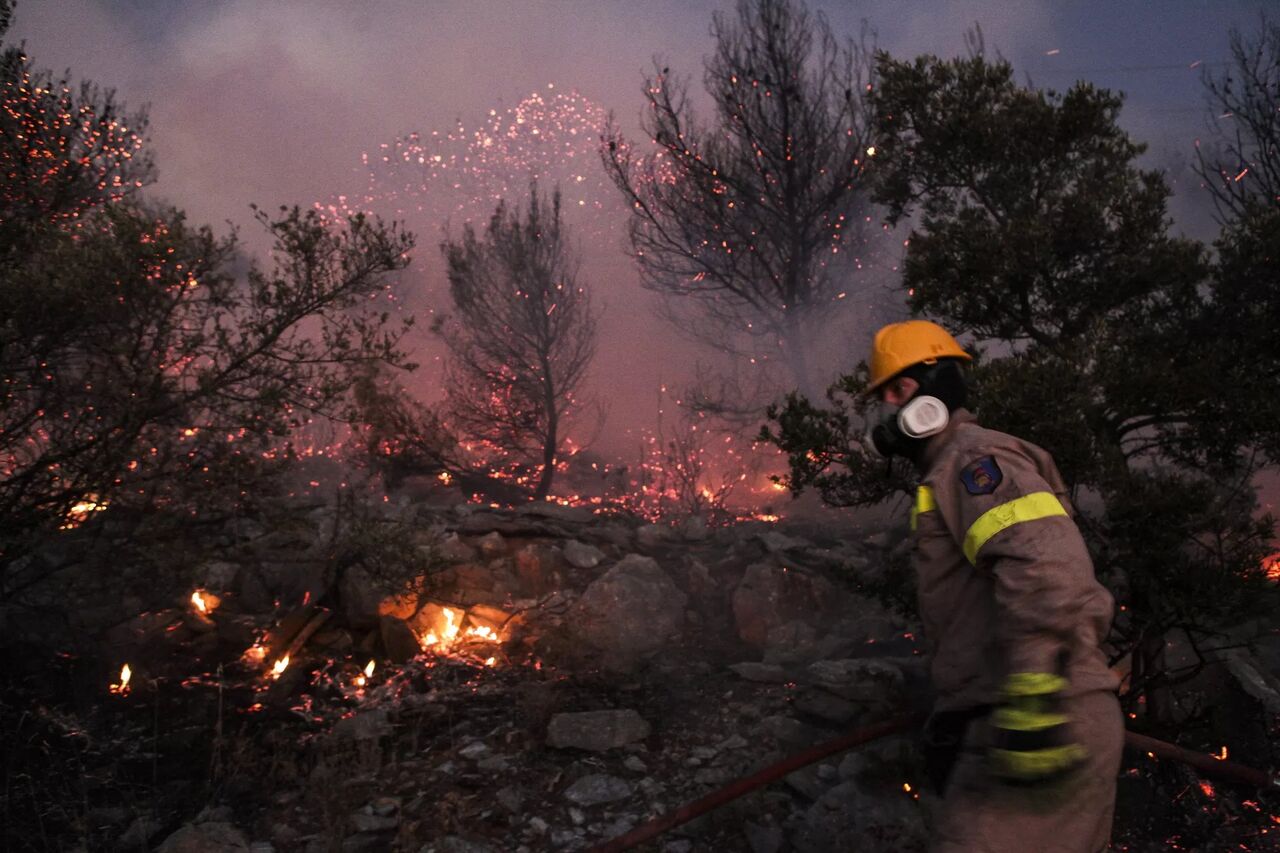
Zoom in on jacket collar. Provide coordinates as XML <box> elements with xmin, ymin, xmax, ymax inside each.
<box><xmin>917</xmin><ymin>408</ymin><xmax>978</xmax><ymax>474</ymax></box>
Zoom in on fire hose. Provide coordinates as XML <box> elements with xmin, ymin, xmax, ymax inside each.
<box><xmin>588</xmin><ymin>712</ymin><xmax>1279</xmax><ymax>853</ymax></box>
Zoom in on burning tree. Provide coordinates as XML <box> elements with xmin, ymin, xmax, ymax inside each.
<box><xmin>602</xmin><ymin>0</ymin><xmax>879</xmax><ymax>405</ymax></box>
<box><xmin>0</xmin><ymin>15</ymin><xmax>416</xmax><ymax>606</ymax></box>
<box><xmin>763</xmin><ymin>49</ymin><xmax>1280</xmax><ymax>721</ymax></box>
<box><xmin>437</xmin><ymin>185</ymin><xmax>597</xmax><ymax>501</ymax></box>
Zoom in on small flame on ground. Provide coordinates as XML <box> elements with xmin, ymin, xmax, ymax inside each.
<box><xmin>354</xmin><ymin>659</ymin><xmax>376</xmax><ymax>687</ymax></box>
<box><xmin>110</xmin><ymin>663</ymin><xmax>132</xmax><ymax>695</ymax></box>
<box><xmin>61</xmin><ymin>495</ymin><xmax>108</xmax><ymax>530</ymax></box>
<box><xmin>191</xmin><ymin>590</ymin><xmax>210</xmax><ymax>614</ymax></box>
<box><xmin>485</xmin><ymin>656</ymin><xmax>497</xmax><ymax>667</ymax></box>
<box><xmin>271</xmin><ymin>656</ymin><xmax>290</xmax><ymax>679</ymax></box>
<box><xmin>1214</xmin><ymin>745</ymin><xmax>1228</xmax><ymax>760</ymax></box>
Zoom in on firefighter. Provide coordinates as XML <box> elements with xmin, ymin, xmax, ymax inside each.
<box><xmin>865</xmin><ymin>320</ymin><xmax>1123</xmax><ymax>852</ymax></box>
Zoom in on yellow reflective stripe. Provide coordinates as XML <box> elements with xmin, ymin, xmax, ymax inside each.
<box><xmin>1002</xmin><ymin>672</ymin><xmax>1068</xmax><ymax>697</ymax></box>
<box><xmin>910</xmin><ymin>485</ymin><xmax>937</xmax><ymax>531</ymax></box>
<box><xmin>962</xmin><ymin>491</ymin><xmax>1068</xmax><ymax>564</ymax></box>
<box><xmin>990</xmin><ymin>744</ymin><xmax>1087</xmax><ymax>780</ymax></box>
<box><xmin>991</xmin><ymin>708</ymin><xmax>1070</xmax><ymax>732</ymax></box>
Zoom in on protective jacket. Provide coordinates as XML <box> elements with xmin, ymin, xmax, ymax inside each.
<box><xmin>911</xmin><ymin>409</ymin><xmax>1123</xmax><ymax>852</ymax></box>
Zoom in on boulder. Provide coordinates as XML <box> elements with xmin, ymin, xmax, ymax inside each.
<box><xmin>156</xmin><ymin>822</ymin><xmax>249</xmax><ymax>853</ymax></box>
<box><xmin>806</xmin><ymin>659</ymin><xmax>905</xmax><ymax>708</ymax></box>
<box><xmin>380</xmin><ymin>615</ymin><xmax>421</xmax><ymax>663</ymax></box>
<box><xmin>514</xmin><ymin>544</ymin><xmax>565</xmax><ymax>595</ymax></box>
<box><xmin>563</xmin><ymin>539</ymin><xmax>605</xmax><ymax>569</ymax></box>
<box><xmin>562</xmin><ymin>774</ymin><xmax>634</xmax><ymax>806</ymax></box>
<box><xmin>731</xmin><ymin>562</ymin><xmax>836</xmax><ymax>649</ymax></box>
<box><xmin>546</xmin><ymin>709</ymin><xmax>651</xmax><ymax>751</ymax></box>
<box><xmin>572</xmin><ymin>555</ymin><xmax>686</xmax><ymax>669</ymax></box>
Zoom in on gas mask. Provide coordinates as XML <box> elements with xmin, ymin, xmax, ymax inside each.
<box><xmin>862</xmin><ymin>360</ymin><xmax>967</xmax><ymax>461</ymax></box>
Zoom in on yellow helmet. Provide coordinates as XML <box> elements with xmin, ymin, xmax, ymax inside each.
<box><xmin>867</xmin><ymin>320</ymin><xmax>971</xmax><ymax>393</ymax></box>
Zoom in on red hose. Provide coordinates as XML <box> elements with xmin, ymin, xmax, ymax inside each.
<box><xmin>588</xmin><ymin>712</ymin><xmax>926</xmax><ymax>853</ymax></box>
<box><xmin>589</xmin><ymin>716</ymin><xmax>1279</xmax><ymax>853</ymax></box>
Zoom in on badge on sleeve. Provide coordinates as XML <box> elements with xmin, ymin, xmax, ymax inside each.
<box><xmin>960</xmin><ymin>455</ymin><xmax>1003</xmax><ymax>495</ymax></box>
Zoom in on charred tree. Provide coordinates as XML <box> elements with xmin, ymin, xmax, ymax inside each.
<box><xmin>602</xmin><ymin>0</ymin><xmax>878</xmax><ymax>402</ymax></box>
<box><xmin>438</xmin><ymin>186</ymin><xmax>597</xmax><ymax>501</ymax></box>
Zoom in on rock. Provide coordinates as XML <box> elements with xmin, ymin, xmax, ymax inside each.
<box><xmin>332</xmin><ymin>709</ymin><xmax>392</xmax><ymax>741</ymax></box>
<box><xmin>562</xmin><ymin>774</ymin><xmax>634</xmax><ymax>806</ymax></box>
<box><xmin>784</xmin><ymin>764</ymin><xmax>829</xmax><ymax>800</ymax></box>
<box><xmin>732</xmin><ymin>562</ymin><xmax>835</xmax><ymax>649</ymax></box>
<box><xmin>663</xmin><ymin>840</ymin><xmax>693</xmax><ymax>853</ymax></box>
<box><xmin>198</xmin><ymin>560</ymin><xmax>240</xmax><ymax>592</ymax></box>
<box><xmin>339</xmin><ymin>566</ymin><xmax>385</xmax><ymax>629</ymax></box>
<box><xmin>761</xmin><ymin>619</ymin><xmax>820</xmax><ymax>665</ymax></box>
<box><xmin>743</xmin><ymin>821</ymin><xmax>784</xmax><ymax>853</ymax></box>
<box><xmin>528</xmin><ymin>816</ymin><xmax>550</xmax><ymax>835</ymax></box>
<box><xmin>635</xmin><ymin>524</ymin><xmax>673</xmax><ymax>550</ymax></box>
<box><xmin>437</xmin><ymin>837</ymin><xmax>497</xmax><ymax>853</ymax></box>
<box><xmin>477</xmin><ymin>531</ymin><xmax>506</xmax><ymax>557</ymax></box>
<box><xmin>118</xmin><ymin>815</ymin><xmax>164</xmax><ymax>848</ymax></box>
<box><xmin>496</xmin><ymin>786</ymin><xmax>524</xmax><ymax>813</ymax></box>
<box><xmin>716</xmin><ymin>734</ymin><xmax>748</xmax><ymax>751</ymax></box>
<box><xmin>563</xmin><ymin>540</ymin><xmax>605</xmax><ymax>569</ymax></box>
<box><xmin>568</xmin><ymin>807</ymin><xmax>586</xmax><ymax>825</ymax></box>
<box><xmin>380</xmin><ymin>615</ymin><xmax>421</xmax><ymax>663</ymax></box>
<box><xmin>791</xmin><ymin>780</ymin><xmax>926</xmax><ymax>853</ymax></box>
<box><xmin>757</xmin><ymin>530</ymin><xmax>806</xmax><ymax>553</ymax></box>
<box><xmin>794</xmin><ymin>688</ymin><xmax>860</xmax><ymax>724</ymax></box>
<box><xmin>806</xmin><ymin>659</ymin><xmax>905</xmax><ymax>707</ymax></box>
<box><xmin>157</xmin><ymin>823</ymin><xmax>250</xmax><ymax>853</ymax></box>
<box><xmin>546</xmin><ymin>709</ymin><xmax>651</xmax><ymax>751</ymax></box>
<box><xmin>572</xmin><ymin>555</ymin><xmax>686</xmax><ymax>669</ymax></box>
<box><xmin>755</xmin><ymin>715</ymin><xmax>825</xmax><ymax>749</ymax></box>
<box><xmin>728</xmin><ymin>662</ymin><xmax>790</xmax><ymax>683</ymax></box>
<box><xmin>515</xmin><ymin>544</ymin><xmax>565</xmax><ymax>594</ymax></box>
<box><xmin>458</xmin><ymin>740</ymin><xmax>490</xmax><ymax>759</ymax></box>
<box><xmin>348</xmin><ymin>812</ymin><xmax>399</xmax><ymax>834</ymax></box>
<box><xmin>623</xmin><ymin>755</ymin><xmax>648</xmax><ymax>773</ymax></box>
<box><xmin>438</xmin><ymin>533</ymin><xmax>478</xmax><ymax>562</ymax></box>
<box><xmin>679</xmin><ymin>515</ymin><xmax>710</xmax><ymax>541</ymax></box>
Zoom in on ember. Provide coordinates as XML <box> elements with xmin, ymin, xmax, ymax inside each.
<box><xmin>270</xmin><ymin>655</ymin><xmax>290</xmax><ymax>679</ymax></box>
<box><xmin>60</xmin><ymin>495</ymin><xmax>107</xmax><ymax>529</ymax></box>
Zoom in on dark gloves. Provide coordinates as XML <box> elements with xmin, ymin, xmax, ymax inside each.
<box><xmin>988</xmin><ymin>673</ymin><xmax>1087</xmax><ymax>784</ymax></box>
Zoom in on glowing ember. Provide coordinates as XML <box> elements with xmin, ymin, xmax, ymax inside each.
<box><xmin>190</xmin><ymin>589</ymin><xmax>218</xmax><ymax>614</ymax></box>
<box><xmin>109</xmin><ymin>663</ymin><xmax>132</xmax><ymax>695</ymax></box>
<box><xmin>60</xmin><ymin>495</ymin><xmax>107</xmax><ymax>529</ymax></box>
<box><xmin>1199</xmin><ymin>780</ymin><xmax>1215</xmax><ymax>798</ymax></box>
<box><xmin>271</xmin><ymin>655</ymin><xmax>289</xmax><ymax>679</ymax></box>
<box><xmin>438</xmin><ymin>471</ymin><xmax>453</xmax><ymax>485</ymax></box>
<box><xmin>242</xmin><ymin>643</ymin><xmax>267</xmax><ymax>665</ymax></box>
<box><xmin>484</xmin><ymin>656</ymin><xmax>497</xmax><ymax>667</ymax></box>
<box><xmin>1214</xmin><ymin>745</ymin><xmax>1228</xmax><ymax>760</ymax></box>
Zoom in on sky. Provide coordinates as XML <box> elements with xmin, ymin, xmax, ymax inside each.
<box><xmin>8</xmin><ymin>0</ymin><xmax>1273</xmax><ymax>453</ymax></box>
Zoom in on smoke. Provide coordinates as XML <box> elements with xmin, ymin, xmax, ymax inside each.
<box><xmin>9</xmin><ymin>0</ymin><xmax>1271</xmax><ymax>456</ymax></box>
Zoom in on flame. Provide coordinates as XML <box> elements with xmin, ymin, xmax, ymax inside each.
<box><xmin>354</xmin><ymin>658</ymin><xmax>376</xmax><ymax>687</ymax></box>
<box><xmin>110</xmin><ymin>663</ymin><xmax>132</xmax><ymax>695</ymax></box>
<box><xmin>190</xmin><ymin>589</ymin><xmax>217</xmax><ymax>614</ymax></box>
<box><xmin>1215</xmin><ymin>745</ymin><xmax>1228</xmax><ymax>761</ymax></box>
<box><xmin>485</xmin><ymin>656</ymin><xmax>497</xmax><ymax>667</ymax></box>
<box><xmin>61</xmin><ymin>495</ymin><xmax>108</xmax><ymax>529</ymax></box>
<box><xmin>1263</xmin><ymin>552</ymin><xmax>1280</xmax><ymax>582</ymax></box>
<box><xmin>438</xmin><ymin>471</ymin><xmax>453</xmax><ymax>485</ymax></box>
<box><xmin>271</xmin><ymin>655</ymin><xmax>289</xmax><ymax>679</ymax></box>
<box><xmin>466</xmin><ymin>625</ymin><xmax>498</xmax><ymax>642</ymax></box>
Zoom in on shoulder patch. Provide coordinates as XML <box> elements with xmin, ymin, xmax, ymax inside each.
<box><xmin>959</xmin><ymin>455</ymin><xmax>1003</xmax><ymax>496</ymax></box>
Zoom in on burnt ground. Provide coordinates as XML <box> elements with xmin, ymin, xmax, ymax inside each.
<box><xmin>3</xmin><ymin>503</ymin><xmax>1280</xmax><ymax>852</ymax></box>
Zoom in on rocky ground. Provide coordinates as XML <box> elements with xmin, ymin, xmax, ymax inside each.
<box><xmin>3</xmin><ymin>494</ymin><xmax>1279</xmax><ymax>852</ymax></box>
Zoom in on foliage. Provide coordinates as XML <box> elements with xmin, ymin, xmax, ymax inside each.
<box><xmin>0</xmin><ymin>20</ymin><xmax>416</xmax><ymax>600</ymax></box>
<box><xmin>602</xmin><ymin>0</ymin><xmax>878</xmax><ymax>399</ymax></box>
<box><xmin>437</xmin><ymin>185</ymin><xmax>596</xmax><ymax>500</ymax></box>
<box><xmin>761</xmin><ymin>48</ymin><xmax>1280</xmax><ymax>716</ymax></box>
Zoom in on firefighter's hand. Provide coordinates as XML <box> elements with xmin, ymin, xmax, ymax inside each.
<box><xmin>988</xmin><ymin>673</ymin><xmax>1087</xmax><ymax>784</ymax></box>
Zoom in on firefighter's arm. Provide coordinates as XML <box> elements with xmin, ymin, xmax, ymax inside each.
<box><xmin>935</xmin><ymin>445</ymin><xmax>1090</xmax><ymax>783</ymax></box>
